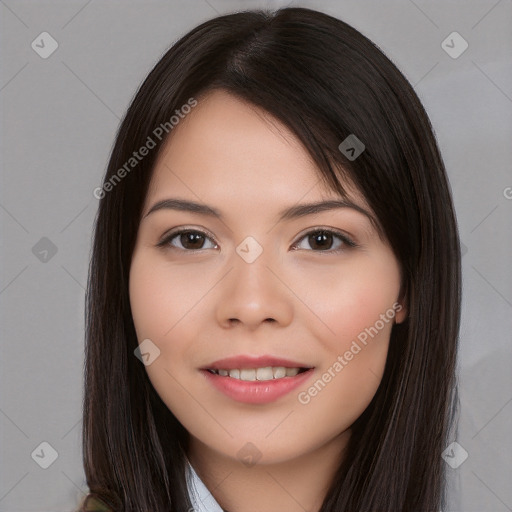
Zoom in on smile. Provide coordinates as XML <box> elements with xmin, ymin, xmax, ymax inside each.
<box><xmin>207</xmin><ymin>366</ymin><xmax>308</xmax><ymax>381</ymax></box>
<box><xmin>201</xmin><ymin>367</ymin><xmax>315</xmax><ymax>404</ymax></box>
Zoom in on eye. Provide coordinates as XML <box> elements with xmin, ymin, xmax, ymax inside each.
<box><xmin>291</xmin><ymin>228</ymin><xmax>356</xmax><ymax>253</ymax></box>
<box><xmin>157</xmin><ymin>227</ymin><xmax>357</xmax><ymax>254</ymax></box>
<box><xmin>157</xmin><ymin>228</ymin><xmax>218</xmax><ymax>251</ymax></box>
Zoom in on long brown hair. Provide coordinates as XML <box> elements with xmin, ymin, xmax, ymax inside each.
<box><xmin>79</xmin><ymin>7</ymin><xmax>461</xmax><ymax>511</ymax></box>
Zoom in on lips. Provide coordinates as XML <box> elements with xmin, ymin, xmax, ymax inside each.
<box><xmin>199</xmin><ymin>354</ymin><xmax>316</xmax><ymax>404</ymax></box>
<box><xmin>201</xmin><ymin>365</ymin><xmax>315</xmax><ymax>404</ymax></box>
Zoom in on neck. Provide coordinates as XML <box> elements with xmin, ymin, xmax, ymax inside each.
<box><xmin>187</xmin><ymin>429</ymin><xmax>351</xmax><ymax>512</ymax></box>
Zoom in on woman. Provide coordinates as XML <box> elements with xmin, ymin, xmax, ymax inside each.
<box><xmin>78</xmin><ymin>6</ymin><xmax>461</xmax><ymax>511</ymax></box>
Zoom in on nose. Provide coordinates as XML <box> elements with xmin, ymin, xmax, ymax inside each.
<box><xmin>214</xmin><ymin>246</ymin><xmax>294</xmax><ymax>331</ymax></box>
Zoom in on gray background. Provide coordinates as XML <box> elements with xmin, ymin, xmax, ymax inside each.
<box><xmin>1</xmin><ymin>0</ymin><xmax>511</xmax><ymax>510</ymax></box>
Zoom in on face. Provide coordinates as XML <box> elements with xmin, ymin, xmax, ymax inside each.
<box><xmin>129</xmin><ymin>89</ymin><xmax>406</xmax><ymax>466</ymax></box>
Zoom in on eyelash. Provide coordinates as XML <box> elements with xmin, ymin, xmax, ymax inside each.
<box><xmin>156</xmin><ymin>226</ymin><xmax>357</xmax><ymax>254</ymax></box>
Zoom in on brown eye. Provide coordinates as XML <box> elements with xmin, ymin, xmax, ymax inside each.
<box><xmin>292</xmin><ymin>229</ymin><xmax>356</xmax><ymax>253</ymax></box>
<box><xmin>179</xmin><ymin>231</ymin><xmax>207</xmax><ymax>250</ymax></box>
<box><xmin>308</xmin><ymin>231</ymin><xmax>335</xmax><ymax>250</ymax></box>
<box><xmin>157</xmin><ymin>229</ymin><xmax>217</xmax><ymax>251</ymax></box>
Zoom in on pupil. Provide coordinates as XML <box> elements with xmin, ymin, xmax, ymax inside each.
<box><xmin>182</xmin><ymin>232</ymin><xmax>204</xmax><ymax>249</ymax></box>
<box><xmin>310</xmin><ymin>231</ymin><xmax>332</xmax><ymax>250</ymax></box>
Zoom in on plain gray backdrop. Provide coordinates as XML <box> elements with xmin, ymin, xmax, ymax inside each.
<box><xmin>1</xmin><ymin>0</ymin><xmax>511</xmax><ymax>511</ymax></box>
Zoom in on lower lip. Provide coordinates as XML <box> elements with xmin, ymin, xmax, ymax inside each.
<box><xmin>200</xmin><ymin>368</ymin><xmax>315</xmax><ymax>404</ymax></box>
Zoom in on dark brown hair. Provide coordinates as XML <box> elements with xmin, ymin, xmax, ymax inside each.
<box><xmin>79</xmin><ymin>6</ymin><xmax>461</xmax><ymax>511</ymax></box>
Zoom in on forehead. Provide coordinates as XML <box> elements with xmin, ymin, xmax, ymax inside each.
<box><xmin>145</xmin><ymin>89</ymin><xmax>366</xmax><ymax>210</ymax></box>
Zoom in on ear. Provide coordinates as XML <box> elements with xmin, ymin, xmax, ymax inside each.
<box><xmin>394</xmin><ymin>284</ymin><xmax>408</xmax><ymax>324</ymax></box>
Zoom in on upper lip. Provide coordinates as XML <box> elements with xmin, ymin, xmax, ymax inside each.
<box><xmin>201</xmin><ymin>355</ymin><xmax>314</xmax><ymax>370</ymax></box>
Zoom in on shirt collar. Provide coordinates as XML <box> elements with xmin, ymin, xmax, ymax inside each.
<box><xmin>185</xmin><ymin>456</ymin><xmax>225</xmax><ymax>512</ymax></box>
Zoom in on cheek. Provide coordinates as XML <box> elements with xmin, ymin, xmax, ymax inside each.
<box><xmin>295</xmin><ymin>252</ymin><xmax>401</xmax><ymax>349</ymax></box>
<box><xmin>129</xmin><ymin>252</ymin><xmax>210</xmax><ymax>343</ymax></box>
<box><xmin>129</xmin><ymin>258</ymin><xmax>166</xmax><ymax>341</ymax></box>
<box><xmin>291</xmin><ymin>256</ymin><xmax>399</xmax><ymax>423</ymax></box>
<box><xmin>129</xmin><ymin>252</ymin><xmax>215</xmax><ymax>379</ymax></box>
<box><xmin>129</xmin><ymin>254</ymin><xmax>203</xmax><ymax>417</ymax></box>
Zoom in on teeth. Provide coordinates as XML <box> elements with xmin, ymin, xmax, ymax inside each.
<box><xmin>210</xmin><ymin>366</ymin><xmax>306</xmax><ymax>381</ymax></box>
<box><xmin>285</xmin><ymin>367</ymin><xmax>300</xmax><ymax>377</ymax></box>
<box><xmin>256</xmin><ymin>367</ymin><xmax>274</xmax><ymax>381</ymax></box>
<box><xmin>273</xmin><ymin>367</ymin><xmax>286</xmax><ymax>379</ymax></box>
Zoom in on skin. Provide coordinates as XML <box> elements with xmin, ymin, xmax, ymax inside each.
<box><xmin>129</xmin><ymin>89</ymin><xmax>407</xmax><ymax>512</ymax></box>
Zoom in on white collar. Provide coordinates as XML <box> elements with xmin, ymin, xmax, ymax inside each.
<box><xmin>185</xmin><ymin>457</ymin><xmax>225</xmax><ymax>512</ymax></box>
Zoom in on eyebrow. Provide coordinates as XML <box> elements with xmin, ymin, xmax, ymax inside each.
<box><xmin>144</xmin><ymin>197</ymin><xmax>381</xmax><ymax>231</ymax></box>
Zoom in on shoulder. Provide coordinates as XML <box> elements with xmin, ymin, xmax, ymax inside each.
<box><xmin>78</xmin><ymin>494</ymin><xmax>115</xmax><ymax>512</ymax></box>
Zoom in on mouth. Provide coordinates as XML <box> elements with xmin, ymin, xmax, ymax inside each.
<box><xmin>205</xmin><ymin>366</ymin><xmax>311</xmax><ymax>381</ymax></box>
<box><xmin>200</xmin><ymin>366</ymin><xmax>315</xmax><ymax>404</ymax></box>
<box><xmin>201</xmin><ymin>354</ymin><xmax>314</xmax><ymax>376</ymax></box>
<box><xmin>199</xmin><ymin>355</ymin><xmax>315</xmax><ymax>403</ymax></box>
